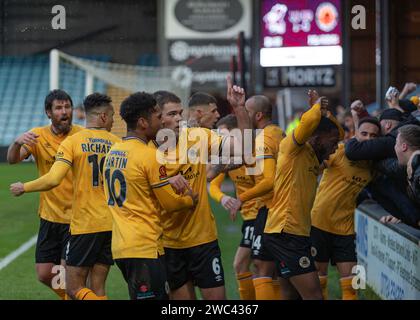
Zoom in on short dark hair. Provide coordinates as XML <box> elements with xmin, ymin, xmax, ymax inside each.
<box><xmin>379</xmin><ymin>109</ymin><xmax>403</xmax><ymax>122</ymax></box>
<box><xmin>358</xmin><ymin>117</ymin><xmax>381</xmax><ymax>132</ymax></box>
<box><xmin>216</xmin><ymin>114</ymin><xmax>237</xmax><ymax>130</ymax></box>
<box><xmin>120</xmin><ymin>92</ymin><xmax>157</xmax><ymax>130</ymax></box>
<box><xmin>83</xmin><ymin>93</ymin><xmax>112</xmax><ymax>114</ymax></box>
<box><xmin>188</xmin><ymin>92</ymin><xmax>217</xmax><ymax>108</ymax></box>
<box><xmin>398</xmin><ymin>125</ymin><xmax>420</xmax><ymax>149</ymax></box>
<box><xmin>313</xmin><ymin>116</ymin><xmax>340</xmax><ymax>136</ymax></box>
<box><xmin>153</xmin><ymin>91</ymin><xmax>181</xmax><ymax>109</ymax></box>
<box><xmin>45</xmin><ymin>89</ymin><xmax>73</xmax><ymax>112</ymax></box>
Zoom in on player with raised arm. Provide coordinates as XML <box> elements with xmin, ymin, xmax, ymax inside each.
<box><xmin>151</xmin><ymin>81</ymin><xmax>251</xmax><ymax>300</ymax></box>
<box><xmin>264</xmin><ymin>91</ymin><xmax>344</xmax><ymax>300</ymax></box>
<box><xmin>311</xmin><ymin>100</ymin><xmax>381</xmax><ymax>300</ymax></box>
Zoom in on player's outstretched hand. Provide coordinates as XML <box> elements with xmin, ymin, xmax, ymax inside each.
<box><xmin>315</xmin><ymin>96</ymin><xmax>329</xmax><ymax>117</ymax></box>
<box><xmin>221</xmin><ymin>196</ymin><xmax>237</xmax><ymax>211</ymax></box>
<box><xmin>226</xmin><ymin>75</ymin><xmax>245</xmax><ymax>109</ymax></box>
<box><xmin>15</xmin><ymin>131</ymin><xmax>39</xmax><ymax>147</ymax></box>
<box><xmin>10</xmin><ymin>182</ymin><xmax>25</xmax><ymax>197</ymax></box>
<box><xmin>168</xmin><ymin>174</ymin><xmax>190</xmax><ymax>195</ymax></box>
<box><xmin>308</xmin><ymin>89</ymin><xmax>320</xmax><ymax>107</ymax></box>
<box><xmin>229</xmin><ymin>199</ymin><xmax>242</xmax><ymax>222</ymax></box>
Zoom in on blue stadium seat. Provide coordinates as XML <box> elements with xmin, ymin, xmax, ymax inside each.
<box><xmin>0</xmin><ymin>55</ymin><xmax>109</xmax><ymax>146</ymax></box>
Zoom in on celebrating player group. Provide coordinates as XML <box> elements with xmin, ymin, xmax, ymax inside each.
<box><xmin>9</xmin><ymin>75</ymin><xmax>370</xmax><ymax>301</ymax></box>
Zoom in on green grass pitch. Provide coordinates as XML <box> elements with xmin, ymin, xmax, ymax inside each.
<box><xmin>0</xmin><ymin>163</ymin><xmax>379</xmax><ymax>300</ymax></box>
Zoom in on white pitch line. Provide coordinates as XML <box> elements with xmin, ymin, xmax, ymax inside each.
<box><xmin>0</xmin><ymin>235</ymin><xmax>37</xmax><ymax>271</ymax></box>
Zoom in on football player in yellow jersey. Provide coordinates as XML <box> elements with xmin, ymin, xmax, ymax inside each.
<box><xmin>151</xmin><ymin>83</ymin><xmax>251</xmax><ymax>300</ymax></box>
<box><xmin>187</xmin><ymin>92</ymin><xmax>221</xmax><ymax>129</ymax></box>
<box><xmin>311</xmin><ymin>106</ymin><xmax>381</xmax><ymax>300</ymax></box>
<box><xmin>211</xmin><ymin>95</ymin><xmax>285</xmax><ymax>300</ymax></box>
<box><xmin>105</xmin><ymin>92</ymin><xmax>196</xmax><ymax>300</ymax></box>
<box><xmin>241</xmin><ymin>95</ymin><xmax>285</xmax><ymax>300</ymax></box>
<box><xmin>11</xmin><ymin>93</ymin><xmax>119</xmax><ymax>300</ymax></box>
<box><xmin>7</xmin><ymin>89</ymin><xmax>82</xmax><ymax>299</ymax></box>
<box><xmin>209</xmin><ymin>114</ymin><xmax>261</xmax><ymax>300</ymax></box>
<box><xmin>264</xmin><ymin>91</ymin><xmax>344</xmax><ymax>300</ymax></box>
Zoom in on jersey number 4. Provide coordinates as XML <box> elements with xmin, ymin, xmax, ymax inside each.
<box><xmin>104</xmin><ymin>169</ymin><xmax>127</xmax><ymax>207</ymax></box>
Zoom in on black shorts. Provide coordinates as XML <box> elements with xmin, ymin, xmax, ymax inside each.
<box><xmin>251</xmin><ymin>207</ymin><xmax>273</xmax><ymax>261</ymax></box>
<box><xmin>65</xmin><ymin>231</ymin><xmax>114</xmax><ymax>267</ymax></box>
<box><xmin>240</xmin><ymin>219</ymin><xmax>256</xmax><ymax>248</ymax></box>
<box><xmin>310</xmin><ymin>226</ymin><xmax>357</xmax><ymax>265</ymax></box>
<box><xmin>35</xmin><ymin>218</ymin><xmax>70</xmax><ymax>265</ymax></box>
<box><xmin>264</xmin><ymin>232</ymin><xmax>317</xmax><ymax>279</ymax></box>
<box><xmin>116</xmin><ymin>256</ymin><xmax>169</xmax><ymax>300</ymax></box>
<box><xmin>164</xmin><ymin>240</ymin><xmax>225</xmax><ymax>290</ymax></box>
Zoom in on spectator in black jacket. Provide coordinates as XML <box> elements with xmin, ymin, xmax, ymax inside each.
<box><xmin>374</xmin><ymin>125</ymin><xmax>420</xmax><ymax>228</ymax></box>
<box><xmin>345</xmin><ymin>109</ymin><xmax>402</xmax><ymax>161</ymax></box>
<box><xmin>346</xmin><ymin>96</ymin><xmax>420</xmax><ymax>228</ymax></box>
<box><xmin>395</xmin><ymin>125</ymin><xmax>420</xmax><ymax>227</ymax></box>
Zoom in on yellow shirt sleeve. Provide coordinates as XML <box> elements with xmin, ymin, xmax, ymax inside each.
<box><xmin>55</xmin><ymin>136</ymin><xmax>74</xmax><ymax>166</ymax></box>
<box><xmin>239</xmin><ymin>158</ymin><xmax>276</xmax><ymax>202</ymax></box>
<box><xmin>151</xmin><ymin>182</ymin><xmax>194</xmax><ymax>213</ymax></box>
<box><xmin>146</xmin><ymin>157</ymin><xmax>194</xmax><ymax>213</ymax></box>
<box><xmin>209</xmin><ymin>173</ymin><xmax>226</xmax><ymax>203</ymax></box>
<box><xmin>282</xmin><ymin>103</ymin><xmax>322</xmax><ymax>156</ymax></box>
<box><xmin>24</xmin><ymin>160</ymin><xmax>70</xmax><ymax>192</ymax></box>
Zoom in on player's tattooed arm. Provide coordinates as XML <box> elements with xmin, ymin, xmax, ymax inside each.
<box><xmin>7</xmin><ymin>131</ymin><xmax>38</xmax><ymax>164</ymax></box>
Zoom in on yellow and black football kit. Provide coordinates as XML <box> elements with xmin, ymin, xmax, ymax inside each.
<box><xmin>153</xmin><ymin>127</ymin><xmax>226</xmax><ymax>290</ymax></box>
<box><xmin>264</xmin><ymin>104</ymin><xmax>343</xmax><ymax>278</ymax></box>
<box><xmin>105</xmin><ymin>136</ymin><xmax>195</xmax><ymax>300</ymax></box>
<box><xmin>22</xmin><ymin>124</ymin><xmax>83</xmax><ymax>264</ymax></box>
<box><xmin>209</xmin><ymin>166</ymin><xmax>262</xmax><ymax>248</ymax></box>
<box><xmin>310</xmin><ymin>144</ymin><xmax>372</xmax><ymax>265</ymax></box>
<box><xmin>24</xmin><ymin>128</ymin><xmax>120</xmax><ymax>267</ymax></box>
<box><xmin>241</xmin><ymin>124</ymin><xmax>284</xmax><ymax>261</ymax></box>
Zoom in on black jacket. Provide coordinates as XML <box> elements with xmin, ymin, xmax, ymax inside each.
<box><xmin>345</xmin><ymin>114</ymin><xmax>420</xmax><ymax>162</ymax></box>
<box><xmin>407</xmin><ymin>153</ymin><xmax>420</xmax><ymax>208</ymax></box>
<box><xmin>375</xmin><ymin>155</ymin><xmax>420</xmax><ymax>227</ymax></box>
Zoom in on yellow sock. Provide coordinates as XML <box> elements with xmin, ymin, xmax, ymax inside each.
<box><xmin>97</xmin><ymin>296</ymin><xmax>108</xmax><ymax>300</ymax></box>
<box><xmin>75</xmin><ymin>288</ymin><xmax>102</xmax><ymax>300</ymax></box>
<box><xmin>272</xmin><ymin>279</ymin><xmax>284</xmax><ymax>300</ymax></box>
<box><xmin>253</xmin><ymin>277</ymin><xmax>277</xmax><ymax>300</ymax></box>
<box><xmin>52</xmin><ymin>288</ymin><xmax>66</xmax><ymax>300</ymax></box>
<box><xmin>340</xmin><ymin>277</ymin><xmax>357</xmax><ymax>300</ymax></box>
<box><xmin>236</xmin><ymin>272</ymin><xmax>255</xmax><ymax>300</ymax></box>
<box><xmin>319</xmin><ymin>275</ymin><xmax>328</xmax><ymax>300</ymax></box>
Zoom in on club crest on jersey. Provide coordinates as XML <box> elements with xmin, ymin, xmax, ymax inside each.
<box><xmin>159</xmin><ymin>166</ymin><xmax>168</xmax><ymax>180</ymax></box>
<box><xmin>299</xmin><ymin>256</ymin><xmax>311</xmax><ymax>269</ymax></box>
<box><xmin>55</xmin><ymin>151</ymin><xmax>64</xmax><ymax>159</ymax></box>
